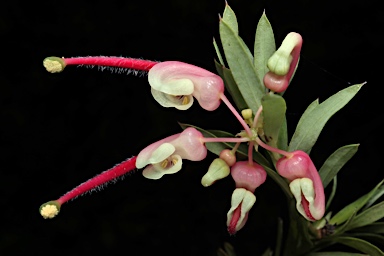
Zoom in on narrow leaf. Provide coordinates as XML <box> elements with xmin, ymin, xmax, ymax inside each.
<box><xmin>254</xmin><ymin>10</ymin><xmax>275</xmax><ymax>85</ymax></box>
<box><xmin>348</xmin><ymin>201</ymin><xmax>384</xmax><ymax>231</ymax></box>
<box><xmin>333</xmin><ymin>236</ymin><xmax>384</xmax><ymax>256</ymax></box>
<box><xmin>326</xmin><ymin>176</ymin><xmax>337</xmax><ymax>211</ymax></box>
<box><xmin>330</xmin><ymin>179</ymin><xmax>384</xmax><ymax>225</ymax></box>
<box><xmin>222</xmin><ymin>3</ymin><xmax>238</xmax><ymax>34</ymax></box>
<box><xmin>307</xmin><ymin>252</ymin><xmax>366</xmax><ymax>256</ymax></box>
<box><xmin>214</xmin><ymin>60</ymin><xmax>248</xmax><ymax>111</ymax></box>
<box><xmin>213</xmin><ymin>38</ymin><xmax>225</xmax><ymax>66</ymax></box>
<box><xmin>319</xmin><ymin>144</ymin><xmax>359</xmax><ymax>188</ymax></box>
<box><xmin>288</xmin><ymin>83</ymin><xmax>364</xmax><ymax>153</ymax></box>
<box><xmin>351</xmin><ymin>222</ymin><xmax>384</xmax><ymax>234</ymax></box>
<box><xmin>364</xmin><ymin>184</ymin><xmax>384</xmax><ymax>209</ymax></box>
<box><xmin>220</xmin><ymin>19</ymin><xmax>265</xmax><ymax>113</ymax></box>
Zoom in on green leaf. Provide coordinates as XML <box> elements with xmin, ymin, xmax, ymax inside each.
<box><xmin>213</xmin><ymin>38</ymin><xmax>225</xmax><ymax>66</ymax></box>
<box><xmin>222</xmin><ymin>3</ymin><xmax>238</xmax><ymax>34</ymax></box>
<box><xmin>319</xmin><ymin>144</ymin><xmax>359</xmax><ymax>188</ymax></box>
<box><xmin>334</xmin><ymin>211</ymin><xmax>357</xmax><ymax>235</ymax></box>
<box><xmin>333</xmin><ymin>236</ymin><xmax>384</xmax><ymax>256</ymax></box>
<box><xmin>288</xmin><ymin>83</ymin><xmax>364</xmax><ymax>153</ymax></box>
<box><xmin>347</xmin><ymin>201</ymin><xmax>384</xmax><ymax>231</ymax></box>
<box><xmin>277</xmin><ymin>117</ymin><xmax>288</xmax><ymax>151</ymax></box>
<box><xmin>214</xmin><ymin>60</ymin><xmax>248</xmax><ymax>111</ymax></box>
<box><xmin>326</xmin><ymin>176</ymin><xmax>337</xmax><ymax>211</ymax></box>
<box><xmin>348</xmin><ymin>233</ymin><xmax>384</xmax><ymax>247</ymax></box>
<box><xmin>254</xmin><ymin>10</ymin><xmax>275</xmax><ymax>86</ymax></box>
<box><xmin>364</xmin><ymin>184</ymin><xmax>384</xmax><ymax>209</ymax></box>
<box><xmin>261</xmin><ymin>93</ymin><xmax>286</xmax><ymax>146</ymax></box>
<box><xmin>307</xmin><ymin>252</ymin><xmax>366</xmax><ymax>256</ymax></box>
<box><xmin>351</xmin><ymin>222</ymin><xmax>384</xmax><ymax>234</ymax></box>
<box><xmin>220</xmin><ymin>19</ymin><xmax>265</xmax><ymax>113</ymax></box>
<box><xmin>330</xmin><ymin>179</ymin><xmax>384</xmax><ymax>225</ymax></box>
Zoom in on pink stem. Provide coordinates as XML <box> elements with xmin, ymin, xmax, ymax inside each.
<box><xmin>202</xmin><ymin>137</ymin><xmax>249</xmax><ymax>143</ymax></box>
<box><xmin>220</xmin><ymin>94</ymin><xmax>252</xmax><ymax>137</ymax></box>
<box><xmin>252</xmin><ymin>105</ymin><xmax>263</xmax><ymax>128</ymax></box>
<box><xmin>248</xmin><ymin>141</ymin><xmax>255</xmax><ymax>165</ymax></box>
<box><xmin>57</xmin><ymin>156</ymin><xmax>137</xmax><ymax>205</ymax></box>
<box><xmin>63</xmin><ymin>57</ymin><xmax>159</xmax><ymax>71</ymax></box>
<box><xmin>255</xmin><ymin>137</ymin><xmax>292</xmax><ymax>158</ymax></box>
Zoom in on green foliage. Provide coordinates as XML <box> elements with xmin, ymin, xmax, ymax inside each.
<box><xmin>288</xmin><ymin>83</ymin><xmax>364</xmax><ymax>153</ymax></box>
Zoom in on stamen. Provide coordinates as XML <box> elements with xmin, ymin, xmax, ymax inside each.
<box><xmin>161</xmin><ymin>159</ymin><xmax>169</xmax><ymax>169</ymax></box>
<box><xmin>182</xmin><ymin>96</ymin><xmax>189</xmax><ymax>105</ymax></box>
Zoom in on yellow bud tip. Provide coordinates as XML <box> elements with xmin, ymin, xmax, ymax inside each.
<box><xmin>40</xmin><ymin>201</ymin><xmax>61</xmax><ymax>219</ymax></box>
<box><xmin>43</xmin><ymin>56</ymin><xmax>66</xmax><ymax>73</ymax></box>
<box><xmin>241</xmin><ymin>109</ymin><xmax>253</xmax><ymax>120</ymax></box>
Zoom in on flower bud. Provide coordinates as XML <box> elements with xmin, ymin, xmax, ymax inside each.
<box><xmin>201</xmin><ymin>158</ymin><xmax>230</xmax><ymax>187</ymax></box>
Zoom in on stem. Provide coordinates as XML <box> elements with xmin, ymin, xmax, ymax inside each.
<box><xmin>202</xmin><ymin>137</ymin><xmax>249</xmax><ymax>143</ymax></box>
<box><xmin>252</xmin><ymin>105</ymin><xmax>263</xmax><ymax>128</ymax></box>
<box><xmin>255</xmin><ymin>137</ymin><xmax>292</xmax><ymax>158</ymax></box>
<box><xmin>220</xmin><ymin>94</ymin><xmax>252</xmax><ymax>137</ymax></box>
<box><xmin>231</xmin><ymin>142</ymin><xmax>241</xmax><ymax>154</ymax></box>
<box><xmin>63</xmin><ymin>56</ymin><xmax>158</xmax><ymax>71</ymax></box>
<box><xmin>57</xmin><ymin>156</ymin><xmax>137</xmax><ymax>205</ymax></box>
<box><xmin>248</xmin><ymin>141</ymin><xmax>255</xmax><ymax>165</ymax></box>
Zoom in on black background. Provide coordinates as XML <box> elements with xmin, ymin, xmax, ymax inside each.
<box><xmin>1</xmin><ymin>0</ymin><xmax>383</xmax><ymax>255</ymax></box>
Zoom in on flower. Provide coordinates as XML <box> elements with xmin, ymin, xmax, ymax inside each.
<box><xmin>226</xmin><ymin>161</ymin><xmax>267</xmax><ymax>234</ymax></box>
<box><xmin>135</xmin><ymin>127</ymin><xmax>207</xmax><ymax>179</ymax></box>
<box><xmin>148</xmin><ymin>61</ymin><xmax>224</xmax><ymax>111</ymax></box>
<box><xmin>263</xmin><ymin>32</ymin><xmax>303</xmax><ymax>93</ymax></box>
<box><xmin>276</xmin><ymin>150</ymin><xmax>325</xmax><ymax>221</ymax></box>
<box><xmin>227</xmin><ymin>188</ymin><xmax>256</xmax><ymax>235</ymax></box>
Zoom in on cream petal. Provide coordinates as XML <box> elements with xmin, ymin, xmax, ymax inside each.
<box><xmin>142</xmin><ymin>155</ymin><xmax>183</xmax><ymax>180</ymax></box>
<box><xmin>136</xmin><ymin>134</ymin><xmax>180</xmax><ymax>169</ymax></box>
<box><xmin>289</xmin><ymin>179</ymin><xmax>308</xmax><ymax>220</ymax></box>
<box><xmin>148</xmin><ymin>62</ymin><xmax>195</xmax><ymax>95</ymax></box>
<box><xmin>237</xmin><ymin>190</ymin><xmax>256</xmax><ymax>231</ymax></box>
<box><xmin>148</xmin><ymin>143</ymin><xmax>175</xmax><ymax>164</ymax></box>
<box><xmin>151</xmin><ymin>88</ymin><xmax>193</xmax><ymax>110</ymax></box>
<box><xmin>226</xmin><ymin>188</ymin><xmax>256</xmax><ymax>230</ymax></box>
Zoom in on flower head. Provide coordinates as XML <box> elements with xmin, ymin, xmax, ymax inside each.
<box><xmin>148</xmin><ymin>61</ymin><xmax>224</xmax><ymax>111</ymax></box>
<box><xmin>136</xmin><ymin>127</ymin><xmax>207</xmax><ymax>179</ymax></box>
<box><xmin>276</xmin><ymin>150</ymin><xmax>325</xmax><ymax>221</ymax></box>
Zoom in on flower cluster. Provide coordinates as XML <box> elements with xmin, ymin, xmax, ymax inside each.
<box><xmin>40</xmin><ymin>29</ymin><xmax>327</xmax><ymax>235</ymax></box>
<box><xmin>39</xmin><ymin>4</ymin><xmax>384</xmax><ymax>255</ymax></box>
